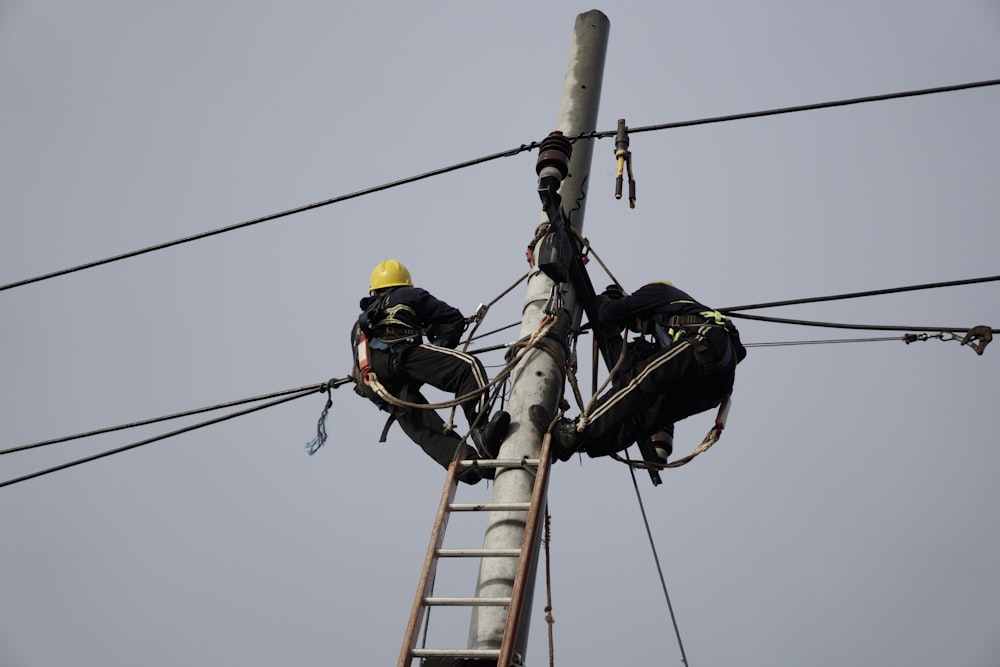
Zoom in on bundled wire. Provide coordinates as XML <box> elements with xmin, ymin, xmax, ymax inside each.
<box><xmin>1</xmin><ymin>380</ymin><xmax>352</xmax><ymax>489</ymax></box>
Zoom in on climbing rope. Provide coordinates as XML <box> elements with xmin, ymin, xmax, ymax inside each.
<box><xmin>610</xmin><ymin>394</ymin><xmax>732</xmax><ymax>471</ymax></box>
<box><xmin>446</xmin><ymin>271</ymin><xmax>531</xmax><ymax>428</ymax></box>
<box><xmin>365</xmin><ymin>315</ymin><xmax>558</xmax><ymax>412</ymax></box>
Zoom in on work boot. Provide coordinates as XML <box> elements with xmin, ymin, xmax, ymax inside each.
<box><xmin>471</xmin><ymin>410</ymin><xmax>511</xmax><ymax>459</ymax></box>
<box><xmin>456</xmin><ymin>454</ymin><xmax>495</xmax><ymax>484</ymax></box>
<box><xmin>528</xmin><ymin>404</ymin><xmax>554</xmax><ymax>432</ymax></box>
<box><xmin>456</xmin><ymin>466</ymin><xmax>484</xmax><ymax>485</ymax></box>
<box><xmin>548</xmin><ymin>418</ymin><xmax>584</xmax><ymax>462</ymax></box>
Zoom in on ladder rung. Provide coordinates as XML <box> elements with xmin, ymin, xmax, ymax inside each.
<box><xmin>448</xmin><ymin>502</ymin><xmax>531</xmax><ymax>512</ymax></box>
<box><xmin>410</xmin><ymin>648</ymin><xmax>502</xmax><ymax>659</ymax></box>
<box><xmin>436</xmin><ymin>548</ymin><xmax>522</xmax><ymax>558</ymax></box>
<box><xmin>424</xmin><ymin>596</ymin><xmax>512</xmax><ymax>606</ymax></box>
<box><xmin>456</xmin><ymin>458</ymin><xmax>542</xmax><ymax>469</ymax></box>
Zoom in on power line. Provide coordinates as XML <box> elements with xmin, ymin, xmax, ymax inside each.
<box><xmin>715</xmin><ymin>273</ymin><xmax>1000</xmax><ymax>334</ymax></box>
<box><xmin>0</xmin><ymin>382</ymin><xmax>334</xmax><ymax>456</ymax></box>
<box><xmin>0</xmin><ymin>384</ymin><xmax>326</xmax><ymax>490</ymax></box>
<box><xmin>720</xmin><ymin>275</ymin><xmax>1000</xmax><ymax>313</ymax></box>
<box><xmin>0</xmin><ymin>144</ymin><xmax>541</xmax><ymax>293</ymax></box>
<box><xmin>4</xmin><ymin>265</ymin><xmax>992</xmax><ymax>486</ymax></box>
<box><xmin>3</xmin><ymin>77</ymin><xmax>998</xmax><ymax>294</ymax></box>
<box><xmin>6</xmin><ymin>272</ymin><xmax>995</xmax><ymax>460</ymax></box>
<box><xmin>579</xmin><ymin>77</ymin><xmax>1000</xmax><ymax>138</ymax></box>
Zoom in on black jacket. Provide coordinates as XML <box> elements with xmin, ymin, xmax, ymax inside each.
<box><xmin>598</xmin><ymin>282</ymin><xmax>747</xmax><ymax>367</ymax></box>
<box><xmin>598</xmin><ymin>282</ymin><xmax>709</xmax><ymax>328</ymax></box>
<box><xmin>356</xmin><ymin>286</ymin><xmax>467</xmax><ymax>349</ymax></box>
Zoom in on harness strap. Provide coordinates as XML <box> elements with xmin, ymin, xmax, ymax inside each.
<box><xmin>378</xmin><ymin>413</ymin><xmax>397</xmax><ymax>442</ymax></box>
<box><xmin>356</xmin><ymin>331</ymin><xmax>373</xmax><ymax>382</ymax></box>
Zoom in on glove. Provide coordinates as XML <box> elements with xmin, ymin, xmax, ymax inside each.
<box><xmin>601</xmin><ymin>283</ymin><xmax>626</xmax><ymax>300</ymax></box>
<box><xmin>427</xmin><ymin>324</ymin><xmax>461</xmax><ymax>348</ymax></box>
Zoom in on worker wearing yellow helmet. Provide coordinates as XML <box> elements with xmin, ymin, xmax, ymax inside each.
<box><xmin>548</xmin><ymin>280</ymin><xmax>747</xmax><ymax>464</ymax></box>
<box><xmin>351</xmin><ymin>259</ymin><xmax>510</xmax><ymax>484</ymax></box>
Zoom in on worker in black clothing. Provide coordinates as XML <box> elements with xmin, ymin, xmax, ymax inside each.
<box><xmin>549</xmin><ymin>280</ymin><xmax>746</xmax><ymax>463</ymax></box>
<box><xmin>351</xmin><ymin>259</ymin><xmax>510</xmax><ymax>484</ymax></box>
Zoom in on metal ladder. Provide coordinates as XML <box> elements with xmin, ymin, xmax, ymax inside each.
<box><xmin>397</xmin><ymin>436</ymin><xmax>553</xmax><ymax>667</ymax></box>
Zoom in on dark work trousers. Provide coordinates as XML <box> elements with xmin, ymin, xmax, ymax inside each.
<box><xmin>583</xmin><ymin>326</ymin><xmax>736</xmax><ymax>457</ymax></box>
<box><xmin>369</xmin><ymin>342</ymin><xmax>489</xmax><ymax>469</ymax></box>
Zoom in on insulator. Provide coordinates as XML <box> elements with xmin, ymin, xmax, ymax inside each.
<box><xmin>535</xmin><ymin>131</ymin><xmax>572</xmax><ymax>179</ymax></box>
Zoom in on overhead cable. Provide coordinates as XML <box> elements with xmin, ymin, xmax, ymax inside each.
<box><xmin>3</xmin><ymin>78</ymin><xmax>998</xmax><ymax>293</ymax></box>
<box><xmin>0</xmin><ymin>145</ymin><xmax>541</xmax><ymax>293</ymax></box>
<box><xmin>0</xmin><ymin>382</ymin><xmax>332</xmax><ymax>456</ymax></box>
<box><xmin>720</xmin><ymin>274</ymin><xmax>1000</xmax><ymax>313</ymax></box>
<box><xmin>578</xmin><ymin>78</ymin><xmax>1000</xmax><ymax>139</ymax></box>
<box><xmin>0</xmin><ymin>384</ymin><xmax>326</xmax><ymax>489</ymax></box>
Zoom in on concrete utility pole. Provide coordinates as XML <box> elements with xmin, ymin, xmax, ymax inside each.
<box><xmin>467</xmin><ymin>9</ymin><xmax>609</xmax><ymax>662</ymax></box>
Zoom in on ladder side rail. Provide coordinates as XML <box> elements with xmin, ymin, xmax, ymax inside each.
<box><xmin>396</xmin><ymin>454</ymin><xmax>464</xmax><ymax>667</ymax></box>
<box><xmin>498</xmin><ymin>435</ymin><xmax>554</xmax><ymax>667</ymax></box>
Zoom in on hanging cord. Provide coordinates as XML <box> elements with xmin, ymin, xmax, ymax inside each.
<box><xmin>543</xmin><ymin>509</ymin><xmax>557</xmax><ymax>667</ymax></box>
<box><xmin>304</xmin><ymin>395</ymin><xmax>331</xmax><ymax>455</ymax></box>
<box><xmin>303</xmin><ymin>378</ymin><xmax>352</xmax><ymax>455</ymax></box>
<box><xmin>1</xmin><ymin>383</ymin><xmax>330</xmax><ymax>489</ymax></box>
<box><xmin>623</xmin><ymin>451</ymin><xmax>690</xmax><ymax>667</ymax></box>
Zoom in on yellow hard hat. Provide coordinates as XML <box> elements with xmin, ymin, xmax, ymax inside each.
<box><xmin>369</xmin><ymin>259</ymin><xmax>412</xmax><ymax>291</ymax></box>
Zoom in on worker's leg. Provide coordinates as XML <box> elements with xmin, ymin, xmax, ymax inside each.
<box><xmin>583</xmin><ymin>340</ymin><xmax>702</xmax><ymax>457</ymax></box>
<box><xmin>365</xmin><ymin>348</ymin><xmax>488</xmax><ymax>482</ymax></box>
<box><xmin>400</xmin><ymin>344</ymin><xmax>490</xmax><ymax>426</ymax></box>
<box><xmin>391</xmin><ymin>385</ymin><xmax>490</xmax><ymax>483</ymax></box>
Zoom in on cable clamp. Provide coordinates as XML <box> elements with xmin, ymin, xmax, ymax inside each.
<box><xmin>614</xmin><ymin>119</ymin><xmax>636</xmax><ymax>208</ymax></box>
<box><xmin>960</xmin><ymin>325</ymin><xmax>993</xmax><ymax>356</ymax></box>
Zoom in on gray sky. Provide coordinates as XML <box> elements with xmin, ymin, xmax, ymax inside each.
<box><xmin>2</xmin><ymin>2</ymin><xmax>999</xmax><ymax>666</ymax></box>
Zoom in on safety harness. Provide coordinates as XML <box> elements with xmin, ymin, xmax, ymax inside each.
<box><xmin>645</xmin><ymin>302</ymin><xmax>746</xmax><ymax>371</ymax></box>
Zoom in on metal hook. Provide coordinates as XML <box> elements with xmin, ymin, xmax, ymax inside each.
<box><xmin>960</xmin><ymin>325</ymin><xmax>993</xmax><ymax>356</ymax></box>
<box><xmin>543</xmin><ymin>284</ymin><xmax>564</xmax><ymax>317</ymax></box>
